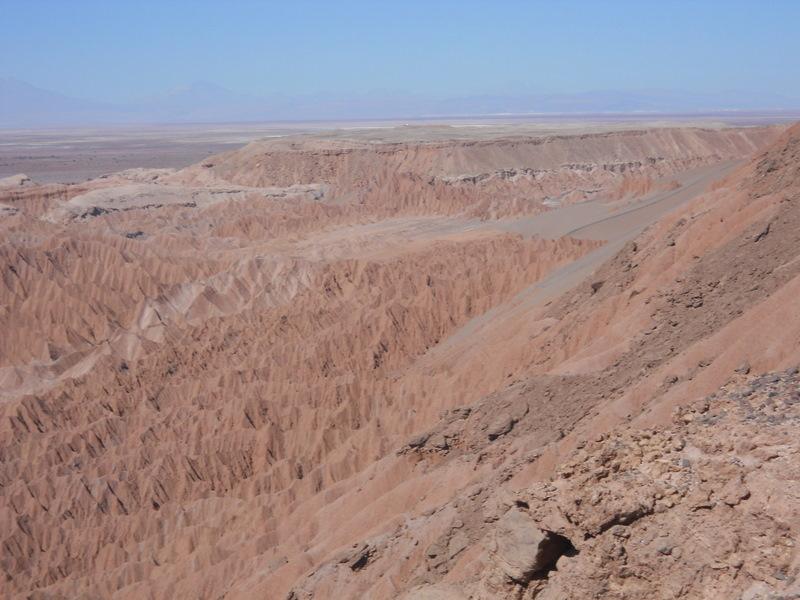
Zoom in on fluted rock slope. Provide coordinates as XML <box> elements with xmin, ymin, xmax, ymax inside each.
<box><xmin>0</xmin><ymin>124</ymin><xmax>794</xmax><ymax>599</ymax></box>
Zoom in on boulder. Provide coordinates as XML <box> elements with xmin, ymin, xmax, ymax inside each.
<box><xmin>490</xmin><ymin>508</ymin><xmax>570</xmax><ymax>583</ymax></box>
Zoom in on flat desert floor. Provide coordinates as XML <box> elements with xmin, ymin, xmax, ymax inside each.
<box><xmin>2</xmin><ymin>110</ymin><xmax>799</xmax><ymax>183</ymax></box>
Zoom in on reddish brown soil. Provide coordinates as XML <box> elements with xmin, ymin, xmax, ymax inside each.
<box><xmin>1</xmin><ymin>123</ymin><xmax>798</xmax><ymax>599</ymax></box>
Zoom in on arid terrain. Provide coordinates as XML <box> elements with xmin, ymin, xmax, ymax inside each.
<box><xmin>3</xmin><ymin>113</ymin><xmax>799</xmax><ymax>184</ymax></box>
<box><xmin>1</xmin><ymin>120</ymin><xmax>799</xmax><ymax>599</ymax></box>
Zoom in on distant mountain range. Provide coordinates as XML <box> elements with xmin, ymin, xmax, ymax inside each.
<box><xmin>2</xmin><ymin>77</ymin><xmax>800</xmax><ymax>128</ymax></box>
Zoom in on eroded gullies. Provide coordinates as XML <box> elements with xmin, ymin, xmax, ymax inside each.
<box><xmin>1</xmin><ymin>123</ymin><xmax>797</xmax><ymax>600</ymax></box>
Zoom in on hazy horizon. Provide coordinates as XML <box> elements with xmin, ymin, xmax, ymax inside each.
<box><xmin>3</xmin><ymin>1</ymin><xmax>800</xmax><ymax>127</ymax></box>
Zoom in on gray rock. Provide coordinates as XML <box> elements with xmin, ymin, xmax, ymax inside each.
<box><xmin>428</xmin><ymin>433</ymin><xmax>449</xmax><ymax>451</ymax></box>
<box><xmin>490</xmin><ymin>508</ymin><xmax>570</xmax><ymax>583</ymax></box>
<box><xmin>406</xmin><ymin>432</ymin><xmax>430</xmax><ymax>449</ymax></box>
<box><xmin>719</xmin><ymin>475</ymin><xmax>750</xmax><ymax>506</ymax></box>
<box><xmin>734</xmin><ymin>360</ymin><xmax>751</xmax><ymax>375</ymax></box>
<box><xmin>448</xmin><ymin>531</ymin><xmax>469</xmax><ymax>559</ymax></box>
<box><xmin>338</xmin><ymin>543</ymin><xmax>375</xmax><ymax>571</ymax></box>
<box><xmin>753</xmin><ymin>222</ymin><xmax>771</xmax><ymax>242</ymax></box>
<box><xmin>426</xmin><ymin>542</ymin><xmax>445</xmax><ymax>559</ymax></box>
<box><xmin>656</xmin><ymin>543</ymin><xmax>674</xmax><ymax>556</ymax></box>
<box><xmin>488</xmin><ymin>415</ymin><xmax>516</xmax><ymax>440</ymax></box>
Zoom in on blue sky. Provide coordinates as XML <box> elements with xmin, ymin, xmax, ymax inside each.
<box><xmin>2</xmin><ymin>0</ymin><xmax>799</xmax><ymax>102</ymax></box>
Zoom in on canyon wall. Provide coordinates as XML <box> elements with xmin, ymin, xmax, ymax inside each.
<box><xmin>1</xmin><ymin>124</ymin><xmax>797</xmax><ymax>599</ymax></box>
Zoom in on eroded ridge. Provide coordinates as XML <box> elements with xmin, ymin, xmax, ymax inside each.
<box><xmin>1</xmin><ymin>123</ymin><xmax>797</xmax><ymax>599</ymax></box>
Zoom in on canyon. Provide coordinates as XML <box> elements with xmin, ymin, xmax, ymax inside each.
<box><xmin>1</xmin><ymin>121</ymin><xmax>799</xmax><ymax>599</ymax></box>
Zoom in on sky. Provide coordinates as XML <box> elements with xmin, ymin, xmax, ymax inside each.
<box><xmin>2</xmin><ymin>0</ymin><xmax>799</xmax><ymax>102</ymax></box>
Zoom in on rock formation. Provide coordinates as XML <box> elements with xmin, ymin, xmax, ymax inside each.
<box><xmin>1</xmin><ymin>123</ymin><xmax>798</xmax><ymax>599</ymax></box>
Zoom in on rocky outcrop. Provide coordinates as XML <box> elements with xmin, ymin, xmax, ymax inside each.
<box><xmin>281</xmin><ymin>125</ymin><xmax>800</xmax><ymax>599</ymax></box>
<box><xmin>325</xmin><ymin>368</ymin><xmax>800</xmax><ymax>599</ymax></box>
<box><xmin>174</xmin><ymin>126</ymin><xmax>779</xmax><ymax>220</ymax></box>
<box><xmin>488</xmin><ymin>508</ymin><xmax>571</xmax><ymax>584</ymax></box>
<box><xmin>0</xmin><ymin>174</ymin><xmax>33</xmax><ymax>188</ymax></box>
